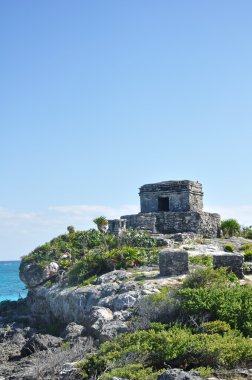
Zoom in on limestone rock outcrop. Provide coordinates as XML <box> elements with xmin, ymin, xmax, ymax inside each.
<box><xmin>26</xmin><ymin>269</ymin><xmax>160</xmax><ymax>341</ymax></box>
<box><xmin>20</xmin><ymin>261</ymin><xmax>59</xmax><ymax>288</ymax></box>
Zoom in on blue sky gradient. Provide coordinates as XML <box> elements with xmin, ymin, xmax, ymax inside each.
<box><xmin>0</xmin><ymin>1</ymin><xmax>251</xmax><ymax>259</ymax></box>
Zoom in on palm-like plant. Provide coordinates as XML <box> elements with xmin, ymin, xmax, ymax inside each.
<box><xmin>221</xmin><ymin>219</ymin><xmax>240</xmax><ymax>237</ymax></box>
<box><xmin>93</xmin><ymin>216</ymin><xmax>109</xmax><ymax>251</ymax></box>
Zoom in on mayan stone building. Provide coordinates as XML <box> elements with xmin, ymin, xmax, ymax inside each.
<box><xmin>109</xmin><ymin>180</ymin><xmax>221</xmax><ymax>238</ymax></box>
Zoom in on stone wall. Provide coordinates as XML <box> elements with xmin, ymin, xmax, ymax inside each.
<box><xmin>139</xmin><ymin>180</ymin><xmax>203</xmax><ymax>213</ymax></box>
<box><xmin>108</xmin><ymin>219</ymin><xmax>127</xmax><ymax>235</ymax></box>
<box><xmin>121</xmin><ymin>211</ymin><xmax>221</xmax><ymax>238</ymax></box>
<box><xmin>213</xmin><ymin>253</ymin><xmax>244</xmax><ymax>279</ymax></box>
<box><xmin>159</xmin><ymin>249</ymin><xmax>188</xmax><ymax>276</ymax></box>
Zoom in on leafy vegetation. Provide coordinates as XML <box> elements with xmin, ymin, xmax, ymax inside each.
<box><xmin>176</xmin><ymin>268</ymin><xmax>252</xmax><ymax>336</ymax></box>
<box><xmin>78</xmin><ymin>266</ymin><xmax>252</xmax><ymax>379</ymax></box>
<box><xmin>20</xmin><ymin>228</ymin><xmax>104</xmax><ymax>272</ymax></box>
<box><xmin>221</xmin><ymin>219</ymin><xmax>240</xmax><ymax>237</ymax></box>
<box><xmin>181</xmin><ymin>267</ymin><xmax>234</xmax><ymax>289</ymax></box>
<box><xmin>223</xmin><ymin>243</ymin><xmax>234</xmax><ymax>252</ymax></box>
<box><xmin>78</xmin><ymin>324</ymin><xmax>252</xmax><ymax>379</ymax></box>
<box><xmin>124</xmin><ymin>230</ymin><xmax>163</xmax><ymax>248</ymax></box>
<box><xmin>241</xmin><ymin>226</ymin><xmax>252</xmax><ymax>239</ymax></box>
<box><xmin>20</xmin><ymin>218</ymin><xmax>163</xmax><ymax>287</ymax></box>
<box><xmin>240</xmin><ymin>243</ymin><xmax>252</xmax><ymax>251</ymax></box>
<box><xmin>188</xmin><ymin>254</ymin><xmax>213</xmax><ymax>267</ymax></box>
<box><xmin>199</xmin><ymin>320</ymin><xmax>231</xmax><ymax>335</ymax></box>
<box><xmin>20</xmin><ymin>215</ymin><xmax>252</xmax><ymax>379</ymax></box>
<box><xmin>244</xmin><ymin>250</ymin><xmax>252</xmax><ymax>261</ymax></box>
<box><xmin>68</xmin><ymin>246</ymin><xmax>159</xmax><ymax>285</ymax></box>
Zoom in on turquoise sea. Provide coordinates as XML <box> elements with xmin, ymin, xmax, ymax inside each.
<box><xmin>0</xmin><ymin>261</ymin><xmax>27</xmax><ymax>302</ymax></box>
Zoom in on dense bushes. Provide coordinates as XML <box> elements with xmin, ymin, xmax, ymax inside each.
<box><xmin>244</xmin><ymin>250</ymin><xmax>252</xmax><ymax>261</ymax></box>
<box><xmin>20</xmin><ymin>229</ymin><xmax>104</xmax><ymax>271</ymax></box>
<box><xmin>181</xmin><ymin>267</ymin><xmax>234</xmax><ymax>289</ymax></box>
<box><xmin>20</xmin><ymin>227</ymin><xmax>162</xmax><ymax>278</ymax></box>
<box><xmin>78</xmin><ymin>324</ymin><xmax>252</xmax><ymax>379</ymax></box>
<box><xmin>169</xmin><ymin>267</ymin><xmax>252</xmax><ymax>336</ymax></box>
<box><xmin>124</xmin><ymin>230</ymin><xmax>163</xmax><ymax>248</ymax></box>
<box><xmin>199</xmin><ymin>320</ymin><xmax>231</xmax><ymax>335</ymax></box>
<box><xmin>241</xmin><ymin>226</ymin><xmax>252</xmax><ymax>239</ymax></box>
<box><xmin>68</xmin><ymin>246</ymin><xmax>159</xmax><ymax>285</ymax></box>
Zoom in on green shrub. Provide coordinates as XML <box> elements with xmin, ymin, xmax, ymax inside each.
<box><xmin>100</xmin><ymin>364</ymin><xmax>163</xmax><ymax>380</ymax></box>
<box><xmin>245</xmin><ymin>230</ymin><xmax>252</xmax><ymax>239</ymax></box>
<box><xmin>105</xmin><ymin>233</ymin><xmax>120</xmax><ymax>249</ymax></box>
<box><xmin>79</xmin><ymin>275</ymin><xmax>98</xmax><ymax>287</ymax></box>
<box><xmin>68</xmin><ymin>258</ymin><xmax>89</xmax><ymax>285</ymax></box>
<box><xmin>194</xmin><ymin>367</ymin><xmax>213</xmax><ymax>379</ymax></box>
<box><xmin>241</xmin><ymin>227</ymin><xmax>252</xmax><ymax>239</ymax></box>
<box><xmin>59</xmin><ymin>258</ymin><xmax>71</xmax><ymax>270</ymax></box>
<box><xmin>67</xmin><ymin>225</ymin><xmax>75</xmax><ymax>234</ymax></box>
<box><xmin>78</xmin><ymin>325</ymin><xmax>252</xmax><ymax>378</ymax></box>
<box><xmin>221</xmin><ymin>219</ymin><xmax>240</xmax><ymax>237</ymax></box>
<box><xmin>20</xmin><ymin>228</ymin><xmax>104</xmax><ymax>273</ymax></box>
<box><xmin>189</xmin><ymin>255</ymin><xmax>213</xmax><ymax>267</ymax></box>
<box><xmin>200</xmin><ymin>321</ymin><xmax>231</xmax><ymax>335</ymax></box>
<box><xmin>67</xmin><ymin>247</ymin><xmax>159</xmax><ymax>285</ymax></box>
<box><xmin>181</xmin><ymin>267</ymin><xmax>232</xmax><ymax>289</ymax></box>
<box><xmin>223</xmin><ymin>244</ymin><xmax>234</xmax><ymax>252</ymax></box>
<box><xmin>178</xmin><ymin>284</ymin><xmax>252</xmax><ymax>335</ymax></box>
<box><xmin>130</xmin><ymin>289</ymin><xmax>177</xmax><ymax>331</ymax></box>
<box><xmin>244</xmin><ymin>250</ymin><xmax>252</xmax><ymax>261</ymax></box>
<box><xmin>243</xmin><ymin>262</ymin><xmax>252</xmax><ymax>274</ymax></box>
<box><xmin>240</xmin><ymin>243</ymin><xmax>252</xmax><ymax>251</ymax></box>
<box><xmin>124</xmin><ymin>230</ymin><xmax>162</xmax><ymax>248</ymax></box>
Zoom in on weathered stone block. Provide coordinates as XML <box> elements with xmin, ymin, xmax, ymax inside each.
<box><xmin>213</xmin><ymin>253</ymin><xmax>244</xmax><ymax>279</ymax></box>
<box><xmin>121</xmin><ymin>211</ymin><xmax>221</xmax><ymax>238</ymax></box>
<box><xmin>140</xmin><ymin>180</ymin><xmax>203</xmax><ymax>213</ymax></box>
<box><xmin>159</xmin><ymin>249</ymin><xmax>188</xmax><ymax>276</ymax></box>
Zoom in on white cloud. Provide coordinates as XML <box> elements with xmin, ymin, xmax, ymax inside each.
<box><xmin>48</xmin><ymin>204</ymin><xmax>139</xmax><ymax>219</ymax></box>
<box><xmin>1</xmin><ymin>203</ymin><xmax>251</xmax><ymax>261</ymax></box>
<box><xmin>0</xmin><ymin>204</ymin><xmax>139</xmax><ymax>260</ymax></box>
<box><xmin>206</xmin><ymin>204</ymin><xmax>252</xmax><ymax>226</ymax></box>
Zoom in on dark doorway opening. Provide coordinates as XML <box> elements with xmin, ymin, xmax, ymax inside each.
<box><xmin>158</xmin><ymin>197</ymin><xmax>170</xmax><ymax>211</ymax></box>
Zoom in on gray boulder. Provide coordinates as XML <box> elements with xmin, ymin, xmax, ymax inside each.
<box><xmin>88</xmin><ymin>306</ymin><xmax>113</xmax><ymax>337</ymax></box>
<box><xmin>96</xmin><ymin>270</ymin><xmax>130</xmax><ymax>284</ymax></box>
<box><xmin>62</xmin><ymin>322</ymin><xmax>85</xmax><ymax>341</ymax></box>
<box><xmin>157</xmin><ymin>369</ymin><xmax>202</xmax><ymax>380</ymax></box>
<box><xmin>21</xmin><ymin>333</ymin><xmax>62</xmax><ymax>356</ymax></box>
<box><xmin>99</xmin><ymin>320</ymin><xmax>128</xmax><ymax>341</ymax></box>
<box><xmin>20</xmin><ymin>261</ymin><xmax>59</xmax><ymax>288</ymax></box>
<box><xmin>112</xmin><ymin>291</ymin><xmax>142</xmax><ymax>311</ymax></box>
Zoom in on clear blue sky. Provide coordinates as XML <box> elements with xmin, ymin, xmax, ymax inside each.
<box><xmin>0</xmin><ymin>1</ymin><xmax>251</xmax><ymax>260</ymax></box>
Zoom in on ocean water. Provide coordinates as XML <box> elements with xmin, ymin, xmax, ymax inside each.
<box><xmin>0</xmin><ymin>261</ymin><xmax>27</xmax><ymax>302</ymax></box>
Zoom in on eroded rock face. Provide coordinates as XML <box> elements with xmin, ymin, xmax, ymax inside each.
<box><xmin>26</xmin><ymin>270</ymin><xmax>160</xmax><ymax>342</ymax></box>
<box><xmin>96</xmin><ymin>270</ymin><xmax>130</xmax><ymax>284</ymax></box>
<box><xmin>20</xmin><ymin>333</ymin><xmax>62</xmax><ymax>357</ymax></box>
<box><xmin>0</xmin><ymin>324</ymin><xmax>93</xmax><ymax>380</ymax></box>
<box><xmin>20</xmin><ymin>261</ymin><xmax>59</xmax><ymax>288</ymax></box>
<box><xmin>19</xmin><ymin>262</ymin><xmax>44</xmax><ymax>288</ymax></box>
<box><xmin>61</xmin><ymin>322</ymin><xmax>85</xmax><ymax>341</ymax></box>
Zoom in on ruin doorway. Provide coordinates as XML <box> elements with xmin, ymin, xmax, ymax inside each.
<box><xmin>158</xmin><ymin>197</ymin><xmax>170</xmax><ymax>211</ymax></box>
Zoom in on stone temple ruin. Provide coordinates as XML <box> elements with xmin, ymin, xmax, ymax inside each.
<box><xmin>109</xmin><ymin>180</ymin><xmax>221</xmax><ymax>238</ymax></box>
